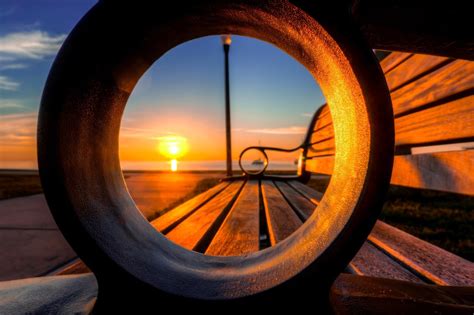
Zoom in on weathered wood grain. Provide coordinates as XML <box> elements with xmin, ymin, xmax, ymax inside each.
<box><xmin>380</xmin><ymin>52</ymin><xmax>413</xmax><ymax>74</ymax></box>
<box><xmin>165</xmin><ymin>181</ymin><xmax>243</xmax><ymax>251</ymax></box>
<box><xmin>385</xmin><ymin>54</ymin><xmax>451</xmax><ymax>91</ymax></box>
<box><xmin>275</xmin><ymin>181</ymin><xmax>316</xmax><ymax>220</ymax></box>
<box><xmin>205</xmin><ymin>181</ymin><xmax>260</xmax><ymax>256</ymax></box>
<box><xmin>348</xmin><ymin>242</ymin><xmax>424</xmax><ymax>283</ymax></box>
<box><xmin>369</xmin><ymin>221</ymin><xmax>474</xmax><ymax>286</ymax></box>
<box><xmin>151</xmin><ymin>182</ymin><xmax>230</xmax><ymax>233</ymax></box>
<box><xmin>317</xmin><ymin>104</ymin><xmax>331</xmax><ymax>120</ymax></box>
<box><xmin>308</xmin><ymin>137</ymin><xmax>335</xmax><ymax>157</ymax></box>
<box><xmin>313</xmin><ymin>107</ymin><xmax>333</xmax><ymax>131</ymax></box>
<box><xmin>391</xmin><ymin>150</ymin><xmax>474</xmax><ymax>196</ymax></box>
<box><xmin>391</xmin><ymin>59</ymin><xmax>474</xmax><ymax>116</ymax></box>
<box><xmin>52</xmin><ymin>259</ymin><xmax>90</xmax><ymax>276</ymax></box>
<box><xmin>310</xmin><ymin>123</ymin><xmax>334</xmax><ymax>144</ymax></box>
<box><xmin>307</xmin><ymin>151</ymin><xmax>474</xmax><ymax>196</ymax></box>
<box><xmin>261</xmin><ymin>181</ymin><xmax>302</xmax><ymax>245</ymax></box>
<box><xmin>305</xmin><ymin>156</ymin><xmax>334</xmax><ymax>175</ymax></box>
<box><xmin>287</xmin><ymin>180</ymin><xmax>323</xmax><ymax>205</ymax></box>
<box><xmin>395</xmin><ymin>95</ymin><xmax>474</xmax><ymax>147</ymax></box>
<box><xmin>331</xmin><ymin>274</ymin><xmax>474</xmax><ymax>314</ymax></box>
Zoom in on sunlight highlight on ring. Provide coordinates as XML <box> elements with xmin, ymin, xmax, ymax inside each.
<box><xmin>156</xmin><ymin>136</ymin><xmax>189</xmax><ymax>171</ymax></box>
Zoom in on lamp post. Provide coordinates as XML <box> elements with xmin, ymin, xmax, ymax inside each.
<box><xmin>222</xmin><ymin>34</ymin><xmax>232</xmax><ymax>177</ymax></box>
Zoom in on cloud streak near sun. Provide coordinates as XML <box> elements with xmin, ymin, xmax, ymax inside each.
<box><xmin>243</xmin><ymin>126</ymin><xmax>306</xmax><ymax>135</ymax></box>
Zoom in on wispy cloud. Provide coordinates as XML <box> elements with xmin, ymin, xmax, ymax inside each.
<box><xmin>0</xmin><ymin>112</ymin><xmax>37</xmax><ymax>146</ymax></box>
<box><xmin>0</xmin><ymin>75</ymin><xmax>19</xmax><ymax>91</ymax></box>
<box><xmin>0</xmin><ymin>30</ymin><xmax>66</xmax><ymax>92</ymax></box>
<box><xmin>0</xmin><ymin>31</ymin><xmax>66</xmax><ymax>60</ymax></box>
<box><xmin>301</xmin><ymin>112</ymin><xmax>313</xmax><ymax>118</ymax></box>
<box><xmin>0</xmin><ymin>63</ymin><xmax>27</xmax><ymax>70</ymax></box>
<box><xmin>0</xmin><ymin>99</ymin><xmax>24</xmax><ymax>109</ymax></box>
<box><xmin>243</xmin><ymin>126</ymin><xmax>307</xmax><ymax>135</ymax></box>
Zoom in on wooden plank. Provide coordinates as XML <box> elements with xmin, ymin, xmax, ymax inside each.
<box><xmin>380</xmin><ymin>52</ymin><xmax>413</xmax><ymax>74</ymax></box>
<box><xmin>331</xmin><ymin>274</ymin><xmax>474</xmax><ymax>315</ymax></box>
<box><xmin>395</xmin><ymin>95</ymin><xmax>474</xmax><ymax>147</ymax></box>
<box><xmin>308</xmin><ymin>137</ymin><xmax>335</xmax><ymax>157</ymax></box>
<box><xmin>53</xmin><ymin>259</ymin><xmax>90</xmax><ymax>276</ymax></box>
<box><xmin>391</xmin><ymin>150</ymin><xmax>474</xmax><ymax>196</ymax></box>
<box><xmin>274</xmin><ymin>181</ymin><xmax>316</xmax><ymax>220</ymax></box>
<box><xmin>205</xmin><ymin>181</ymin><xmax>260</xmax><ymax>256</ymax></box>
<box><xmin>150</xmin><ymin>182</ymin><xmax>229</xmax><ymax>233</ymax></box>
<box><xmin>305</xmin><ymin>156</ymin><xmax>334</xmax><ymax>175</ymax></box>
<box><xmin>385</xmin><ymin>54</ymin><xmax>451</xmax><ymax>91</ymax></box>
<box><xmin>307</xmin><ymin>151</ymin><xmax>474</xmax><ymax>196</ymax></box>
<box><xmin>348</xmin><ymin>242</ymin><xmax>424</xmax><ymax>284</ymax></box>
<box><xmin>310</xmin><ymin>123</ymin><xmax>334</xmax><ymax>144</ymax></box>
<box><xmin>317</xmin><ymin>104</ymin><xmax>331</xmax><ymax>121</ymax></box>
<box><xmin>261</xmin><ymin>181</ymin><xmax>302</xmax><ymax>245</ymax></box>
<box><xmin>369</xmin><ymin>221</ymin><xmax>474</xmax><ymax>286</ymax></box>
<box><xmin>391</xmin><ymin>59</ymin><xmax>474</xmax><ymax>116</ymax></box>
<box><xmin>283</xmin><ymin>181</ymin><xmax>471</xmax><ymax>285</ymax></box>
<box><xmin>165</xmin><ymin>181</ymin><xmax>243</xmax><ymax>251</ymax></box>
<box><xmin>313</xmin><ymin>118</ymin><xmax>332</xmax><ymax>134</ymax></box>
<box><xmin>287</xmin><ymin>180</ymin><xmax>323</xmax><ymax>205</ymax></box>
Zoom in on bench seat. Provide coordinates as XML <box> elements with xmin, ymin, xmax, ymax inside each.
<box><xmin>55</xmin><ymin>179</ymin><xmax>474</xmax><ymax>287</ymax></box>
<box><xmin>153</xmin><ymin>179</ymin><xmax>474</xmax><ymax>286</ymax></box>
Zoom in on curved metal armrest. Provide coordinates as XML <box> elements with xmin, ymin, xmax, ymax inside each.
<box><xmin>238</xmin><ymin>145</ymin><xmax>302</xmax><ymax>176</ymax></box>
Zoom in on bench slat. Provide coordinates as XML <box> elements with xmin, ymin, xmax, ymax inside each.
<box><xmin>261</xmin><ymin>181</ymin><xmax>302</xmax><ymax>245</ymax></box>
<box><xmin>306</xmin><ymin>151</ymin><xmax>474</xmax><ymax>196</ymax></box>
<box><xmin>306</xmin><ymin>156</ymin><xmax>333</xmax><ymax>175</ymax></box>
<box><xmin>348</xmin><ymin>242</ymin><xmax>425</xmax><ymax>284</ymax></box>
<box><xmin>391</xmin><ymin>150</ymin><xmax>474</xmax><ymax>196</ymax></box>
<box><xmin>309</xmin><ymin>95</ymin><xmax>474</xmax><ymax>153</ymax></box>
<box><xmin>286</xmin><ymin>182</ymin><xmax>446</xmax><ymax>284</ymax></box>
<box><xmin>274</xmin><ymin>181</ymin><xmax>315</xmax><ymax>220</ymax></box>
<box><xmin>395</xmin><ymin>95</ymin><xmax>474</xmax><ymax>147</ymax></box>
<box><xmin>381</xmin><ymin>52</ymin><xmax>413</xmax><ymax>74</ymax></box>
<box><xmin>308</xmin><ymin>138</ymin><xmax>335</xmax><ymax>157</ymax></box>
<box><xmin>391</xmin><ymin>59</ymin><xmax>474</xmax><ymax>116</ymax></box>
<box><xmin>313</xmin><ymin>109</ymin><xmax>333</xmax><ymax>131</ymax></box>
<box><xmin>165</xmin><ymin>181</ymin><xmax>243</xmax><ymax>251</ymax></box>
<box><xmin>151</xmin><ymin>182</ymin><xmax>230</xmax><ymax>233</ymax></box>
<box><xmin>206</xmin><ymin>181</ymin><xmax>260</xmax><ymax>256</ymax></box>
<box><xmin>369</xmin><ymin>221</ymin><xmax>474</xmax><ymax>286</ymax></box>
<box><xmin>310</xmin><ymin>123</ymin><xmax>334</xmax><ymax>144</ymax></box>
<box><xmin>385</xmin><ymin>54</ymin><xmax>450</xmax><ymax>91</ymax></box>
<box><xmin>287</xmin><ymin>180</ymin><xmax>323</xmax><ymax>205</ymax></box>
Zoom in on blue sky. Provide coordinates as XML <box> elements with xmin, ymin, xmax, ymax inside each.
<box><xmin>0</xmin><ymin>0</ymin><xmax>325</xmax><ymax>169</ymax></box>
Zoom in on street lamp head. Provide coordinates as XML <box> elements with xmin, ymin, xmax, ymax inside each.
<box><xmin>221</xmin><ymin>34</ymin><xmax>232</xmax><ymax>46</ymax></box>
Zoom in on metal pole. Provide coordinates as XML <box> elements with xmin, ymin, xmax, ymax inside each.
<box><xmin>222</xmin><ymin>35</ymin><xmax>232</xmax><ymax>177</ymax></box>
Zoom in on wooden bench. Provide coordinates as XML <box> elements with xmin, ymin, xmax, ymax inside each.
<box><xmin>148</xmin><ymin>178</ymin><xmax>474</xmax><ymax>286</ymax></box>
<box><xmin>55</xmin><ymin>52</ymin><xmax>473</xmax><ymax>287</ymax></box>
<box><xmin>306</xmin><ymin>52</ymin><xmax>474</xmax><ymax>195</ymax></box>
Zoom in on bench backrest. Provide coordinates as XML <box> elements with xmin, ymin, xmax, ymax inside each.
<box><xmin>305</xmin><ymin>52</ymin><xmax>474</xmax><ymax>196</ymax></box>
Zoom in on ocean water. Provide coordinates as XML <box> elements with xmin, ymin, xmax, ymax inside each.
<box><xmin>121</xmin><ymin>160</ymin><xmax>297</xmax><ymax>171</ymax></box>
<box><xmin>0</xmin><ymin>160</ymin><xmax>298</xmax><ymax>172</ymax></box>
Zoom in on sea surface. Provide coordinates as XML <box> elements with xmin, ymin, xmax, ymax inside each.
<box><xmin>120</xmin><ymin>160</ymin><xmax>298</xmax><ymax>171</ymax></box>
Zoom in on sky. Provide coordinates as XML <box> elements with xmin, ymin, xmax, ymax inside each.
<box><xmin>0</xmin><ymin>0</ymin><xmax>325</xmax><ymax>170</ymax></box>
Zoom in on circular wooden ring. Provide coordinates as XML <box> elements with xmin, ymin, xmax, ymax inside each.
<box><xmin>38</xmin><ymin>0</ymin><xmax>394</xmax><ymax>306</ymax></box>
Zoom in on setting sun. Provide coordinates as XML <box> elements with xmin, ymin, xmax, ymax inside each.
<box><xmin>157</xmin><ymin>136</ymin><xmax>189</xmax><ymax>171</ymax></box>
